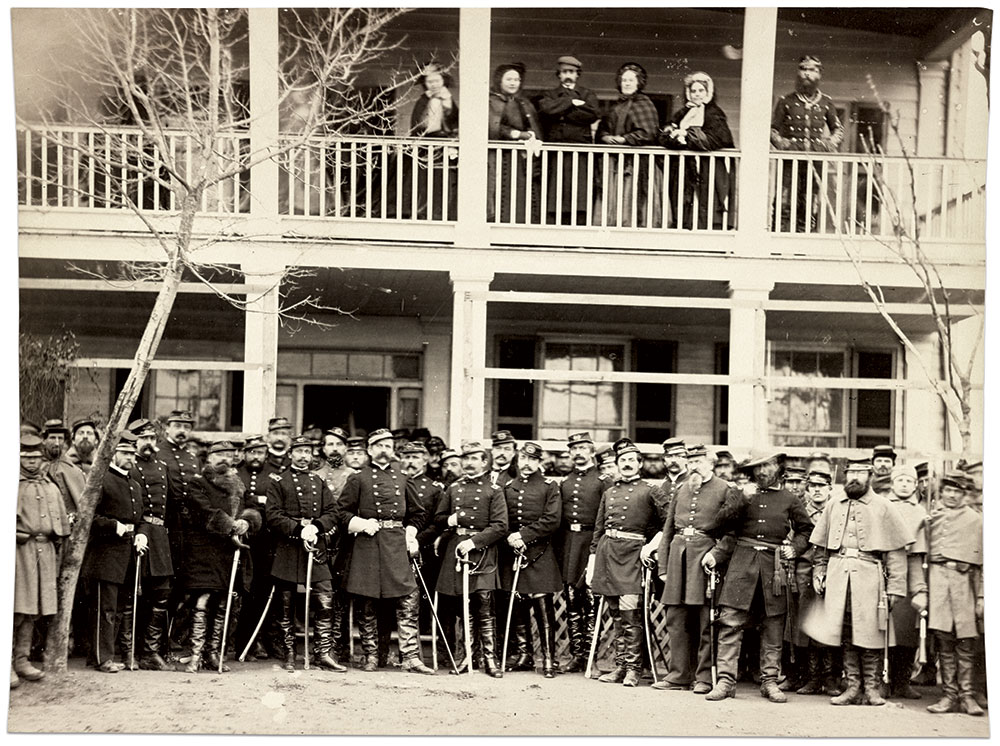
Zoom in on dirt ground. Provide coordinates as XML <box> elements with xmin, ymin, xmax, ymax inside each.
<box><xmin>5</xmin><ymin>656</ymin><xmax>991</xmax><ymax>737</ymax></box>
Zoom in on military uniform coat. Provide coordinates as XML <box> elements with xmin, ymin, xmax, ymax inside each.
<box><xmin>15</xmin><ymin>470</ymin><xmax>70</xmax><ymax>615</ymax></box>
<box><xmin>314</xmin><ymin>460</ymin><xmax>353</xmax><ymax>500</ymax></box>
<box><xmin>926</xmin><ymin>505</ymin><xmax>983</xmax><ymax>639</ymax></box>
<box><xmin>237</xmin><ymin>458</ymin><xmax>286</xmax><ymax>582</ymax></box>
<box><xmin>337</xmin><ymin>463</ymin><xmax>419</xmax><ymax>599</ymax></box>
<box><xmin>183</xmin><ymin>467</ymin><xmax>261</xmax><ymax>592</ymax></box>
<box><xmin>433</xmin><ymin>473</ymin><xmax>508</xmax><ymax>595</ymax></box>
<box><xmin>661</xmin><ymin>471</ymin><xmax>690</xmax><ymax>509</ymax></box>
<box><xmin>803</xmin><ymin>492</ymin><xmax>911</xmax><ymax>648</ymax></box>
<box><xmin>158</xmin><ymin>437</ymin><xmax>200</xmax><ymax>562</ymax></box>
<box><xmin>554</xmin><ymin>465</ymin><xmax>609</xmax><ymax>586</ymax></box>
<box><xmin>711</xmin><ymin>484</ymin><xmax>813</xmax><ymax>617</ymax></box>
<box><xmin>657</xmin><ymin>474</ymin><xmax>733</xmax><ymax>606</ymax></box>
<box><xmin>590</xmin><ymin>477</ymin><xmax>668</xmax><ymax>597</ymax></box>
<box><xmin>889</xmin><ymin>496</ymin><xmax>929</xmax><ymax>647</ymax></box>
<box><xmin>500</xmin><ymin>470</ymin><xmax>562</xmax><ymax>594</ymax></box>
<box><xmin>410</xmin><ymin>473</ymin><xmax>445</xmax><ymax>542</ymax></box>
<box><xmin>131</xmin><ymin>455</ymin><xmax>173</xmax><ymax>578</ymax></box>
<box><xmin>81</xmin><ymin>466</ymin><xmax>143</xmax><ymax>584</ymax></box>
<box><xmin>265</xmin><ymin>467</ymin><xmax>338</xmax><ymax>585</ymax></box>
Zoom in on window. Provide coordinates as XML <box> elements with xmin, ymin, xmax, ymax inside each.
<box><xmin>836</xmin><ymin>103</ymin><xmax>887</xmax><ymax>154</ymax></box>
<box><xmin>851</xmin><ymin>350</ymin><xmax>895</xmax><ymax>448</ymax></box>
<box><xmin>495</xmin><ymin>337</ymin><xmax>536</xmax><ymax>440</ymax></box>
<box><xmin>714</xmin><ymin>342</ymin><xmax>729</xmax><ymax>445</ymax></box>
<box><xmin>538</xmin><ymin>341</ymin><xmax>626</xmax><ymax>442</ymax></box>
<box><xmin>153</xmin><ymin>369</ymin><xmax>225</xmax><ymax>431</ymax></box>
<box><xmin>632</xmin><ymin>340</ymin><xmax>677</xmax><ymax>443</ymax></box>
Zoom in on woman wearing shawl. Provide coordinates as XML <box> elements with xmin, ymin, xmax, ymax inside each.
<box><xmin>487</xmin><ymin>62</ymin><xmax>543</xmax><ymax>223</ymax></box>
<box><xmin>405</xmin><ymin>63</ymin><xmax>459</xmax><ymax>220</ymax></box>
<box><xmin>659</xmin><ymin>72</ymin><xmax>735</xmax><ymax>230</ymax></box>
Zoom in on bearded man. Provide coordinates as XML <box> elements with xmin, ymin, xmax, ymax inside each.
<box><xmin>66</xmin><ymin>417</ymin><xmax>100</xmax><ymax>474</ymax></box>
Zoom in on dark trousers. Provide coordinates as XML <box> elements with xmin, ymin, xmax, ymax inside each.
<box><xmin>91</xmin><ymin>577</ymin><xmax>133</xmax><ymax>666</ymax></box>
<box><xmin>665</xmin><ymin>603</ymin><xmax>713</xmax><ymax>686</ymax></box>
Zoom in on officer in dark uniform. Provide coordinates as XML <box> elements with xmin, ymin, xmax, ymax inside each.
<box><xmin>344</xmin><ymin>437</ymin><xmax>368</xmax><ymax>470</ymax></box>
<box><xmin>314</xmin><ymin>427</ymin><xmax>352</xmax><ymax>498</ymax></box>
<box><xmin>702</xmin><ymin>452</ymin><xmax>813</xmax><ymax>703</ymax></box>
<box><xmin>265</xmin><ymin>435</ymin><xmax>340</xmax><ymax>671</ymax></box>
<box><xmin>554</xmin><ymin>431</ymin><xmax>610</xmax><ymax>673</ymax></box>
<box><xmin>596</xmin><ymin>446</ymin><xmax>618</xmax><ymax>480</ymax></box>
<box><xmin>500</xmin><ymin>441</ymin><xmax>562</xmax><ymax>678</ymax></box>
<box><xmin>652</xmin><ymin>446</ymin><xmax>737</xmax><ymax>693</ymax></box>
<box><xmin>265</xmin><ymin>417</ymin><xmax>294</xmax><ymax>470</ymax></box>
<box><xmin>81</xmin><ymin>434</ymin><xmax>143</xmax><ymax>672</ymax></box>
<box><xmin>661</xmin><ymin>438</ymin><xmax>690</xmax><ymax>507</ymax></box>
<box><xmin>489</xmin><ymin>430</ymin><xmax>519</xmax><ymax>490</ymax></box>
<box><xmin>433</xmin><ymin>441</ymin><xmax>508</xmax><ymax>678</ymax></box>
<box><xmin>337</xmin><ymin>429</ymin><xmax>434</xmax><ymax>674</ymax></box>
<box><xmin>400</xmin><ymin>441</ymin><xmax>446</xmax><ymax>588</ymax></box>
<box><xmin>127</xmin><ymin>419</ymin><xmax>174</xmax><ymax>671</ymax></box>
<box><xmin>586</xmin><ymin>441</ymin><xmax>669</xmax><ymax>687</ymax></box>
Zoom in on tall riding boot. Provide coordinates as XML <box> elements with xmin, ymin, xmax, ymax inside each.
<box><xmin>796</xmin><ymin>647</ymin><xmax>823</xmax><ymax>694</ymax></box>
<box><xmin>12</xmin><ymin>617</ymin><xmax>43</xmax><ymax>682</ymax></box>
<box><xmin>204</xmin><ymin>601</ymin><xmax>230</xmax><ymax>673</ymax></box>
<box><xmin>314</xmin><ymin>592</ymin><xmax>347</xmax><ymax>672</ymax></box>
<box><xmin>831</xmin><ymin>646</ymin><xmax>863</xmax><ymax>705</ymax></box>
<box><xmin>331</xmin><ymin>592</ymin><xmax>349</xmax><ymax>664</ymax></box>
<box><xmin>598</xmin><ymin>606</ymin><xmax>626</xmax><ymax>683</ymax></box>
<box><xmin>956</xmin><ymin>638</ymin><xmax>985</xmax><ymax>716</ymax></box>
<box><xmin>475</xmin><ymin>592</ymin><xmax>503</xmax><ymax>678</ymax></box>
<box><xmin>117</xmin><ymin>599</ymin><xmax>136</xmax><ymax>670</ymax></box>
<box><xmin>277</xmin><ymin>589</ymin><xmax>297</xmax><ymax>671</ymax></box>
<box><xmin>139</xmin><ymin>601</ymin><xmax>172</xmax><ymax>671</ymax></box>
<box><xmin>821</xmin><ymin>646</ymin><xmax>842</xmax><ymax>696</ymax></box>
<box><xmin>184</xmin><ymin>599</ymin><xmax>209</xmax><ymax>674</ymax></box>
<box><xmin>533</xmin><ymin>596</ymin><xmax>557</xmax><ymax>679</ymax></box>
<box><xmin>564</xmin><ymin>585</ymin><xmax>586</xmax><ymax>672</ymax></box>
<box><xmin>861</xmin><ymin>649</ymin><xmax>886</xmax><ymax>705</ymax></box>
<box><xmin>358</xmin><ymin>599</ymin><xmax>380</xmax><ymax>672</ymax></box>
<box><xmin>510</xmin><ymin>598</ymin><xmax>535</xmax><ymax>671</ymax></box>
<box><xmin>927</xmin><ymin>634</ymin><xmax>959</xmax><ymax>713</ymax></box>
<box><xmin>890</xmin><ymin>645</ymin><xmax>921</xmax><ymax>699</ymax></box>
<box><xmin>620</xmin><ymin>609</ymin><xmax>644</xmax><ymax>687</ymax></box>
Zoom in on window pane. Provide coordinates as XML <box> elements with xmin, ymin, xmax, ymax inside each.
<box><xmin>544</xmin><ymin>343</ymin><xmax>571</xmax><ymax>370</ymax></box>
<box><xmin>572</xmin><ymin>345</ymin><xmax>599</xmax><ymax>371</ymax></box>
<box><xmin>601</xmin><ymin>345</ymin><xmax>625</xmax><ymax>371</ymax></box>
<box><xmin>499</xmin><ymin>338</ymin><xmax>536</xmax><ymax>368</ymax></box>
<box><xmin>541</xmin><ymin>381</ymin><xmax>570</xmax><ymax>424</ymax></box>
<box><xmin>276</xmin><ymin>384</ymin><xmax>297</xmax><ymax>425</ymax></box>
<box><xmin>397</xmin><ymin>388</ymin><xmax>420</xmax><ymax>429</ymax></box>
<box><xmin>856</xmin><ymin>389</ymin><xmax>891</xmax><ymax>429</ymax></box>
<box><xmin>348</xmin><ymin>353</ymin><xmax>383</xmax><ymax>379</ymax></box>
<box><xmin>391</xmin><ymin>355</ymin><xmax>420</xmax><ymax>380</ymax></box>
<box><xmin>636</xmin><ymin>383</ymin><xmax>671</xmax><ymax>423</ymax></box>
<box><xmin>156</xmin><ymin>371</ymin><xmax>178</xmax><ymax>397</ymax></box>
<box><xmin>596</xmin><ymin>383</ymin><xmax>622</xmax><ymax>424</ymax></box>
<box><xmin>818</xmin><ymin>352</ymin><xmax>845</xmax><ymax>379</ymax></box>
<box><xmin>497</xmin><ymin>380</ymin><xmax>533</xmax><ymax>418</ymax></box>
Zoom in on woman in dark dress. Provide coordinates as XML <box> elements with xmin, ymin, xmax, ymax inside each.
<box><xmin>406</xmin><ymin>63</ymin><xmax>459</xmax><ymax>220</ymax></box>
<box><xmin>487</xmin><ymin>62</ymin><xmax>543</xmax><ymax>223</ymax></box>
<box><xmin>659</xmin><ymin>71</ymin><xmax>736</xmax><ymax>230</ymax></box>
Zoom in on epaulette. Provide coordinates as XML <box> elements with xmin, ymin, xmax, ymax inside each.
<box><xmin>269</xmin><ymin>472</ymin><xmax>284</xmax><ymax>482</ymax></box>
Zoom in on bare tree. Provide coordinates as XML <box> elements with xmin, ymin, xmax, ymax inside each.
<box><xmin>815</xmin><ymin>76</ymin><xmax>984</xmax><ymax>461</ymax></box>
<box><xmin>19</xmin><ymin>330</ymin><xmax>79</xmax><ymax>425</ymax></box>
<box><xmin>16</xmin><ymin>7</ymin><xmax>415</xmax><ymax>673</ymax></box>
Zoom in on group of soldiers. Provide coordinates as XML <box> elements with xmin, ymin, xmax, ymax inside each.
<box><xmin>14</xmin><ymin>413</ymin><xmax>987</xmax><ymax>717</ymax></box>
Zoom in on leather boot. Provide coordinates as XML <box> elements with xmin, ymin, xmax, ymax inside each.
<box><xmin>12</xmin><ymin>618</ymin><xmax>43</xmax><ymax>682</ymax></box>
<box><xmin>621</xmin><ymin>609</ymin><xmax>643</xmax><ymax>687</ymax></box>
<box><xmin>821</xmin><ymin>647</ymin><xmax>842</xmax><ymax>696</ymax></box>
<box><xmin>956</xmin><ymin>638</ymin><xmax>985</xmax><ymax>716</ymax></box>
<box><xmin>705</xmin><ymin>679</ymin><xmax>736</xmax><ymax>700</ymax></box>
<box><xmin>761</xmin><ymin>679</ymin><xmax>788</xmax><ymax>703</ymax></box>
<box><xmin>564</xmin><ymin>585</ymin><xmax>586</xmax><ymax>673</ymax></box>
<box><xmin>831</xmin><ymin>647</ymin><xmax>863</xmax><ymax>705</ymax></box>
<box><xmin>598</xmin><ymin>607</ymin><xmax>626</xmax><ymax>683</ymax></box>
<box><xmin>510</xmin><ymin>598</ymin><xmax>535</xmax><ymax>671</ymax></box>
<box><xmin>204</xmin><ymin>603</ymin><xmax>230</xmax><ymax>673</ymax></box>
<box><xmin>330</xmin><ymin>592</ymin><xmax>349</xmax><ymax>666</ymax></box>
<box><xmin>890</xmin><ymin>645</ymin><xmax>921</xmax><ymax>699</ymax></box>
<box><xmin>927</xmin><ymin>635</ymin><xmax>959</xmax><ymax>713</ymax></box>
<box><xmin>358</xmin><ymin>599</ymin><xmax>380</xmax><ymax>672</ymax></box>
<box><xmin>116</xmin><ymin>599</ymin><xmax>137</xmax><ymax>670</ymax></box>
<box><xmin>10</xmin><ymin>666</ymin><xmax>20</xmax><ymax>689</ymax></box>
<box><xmin>277</xmin><ymin>590</ymin><xmax>297</xmax><ymax>671</ymax></box>
<box><xmin>796</xmin><ymin>648</ymin><xmax>823</xmax><ymax>694</ymax></box>
<box><xmin>475</xmin><ymin>592</ymin><xmax>502</xmax><ymax>678</ymax></box>
<box><xmin>314</xmin><ymin>592</ymin><xmax>347</xmax><ymax>672</ymax></box>
<box><xmin>184</xmin><ymin>601</ymin><xmax>209</xmax><ymax>674</ymax></box>
<box><xmin>139</xmin><ymin>604</ymin><xmax>172</xmax><ymax>671</ymax></box>
<box><xmin>533</xmin><ymin>596</ymin><xmax>557</xmax><ymax>679</ymax></box>
<box><xmin>861</xmin><ymin>649</ymin><xmax>886</xmax><ymax>706</ymax></box>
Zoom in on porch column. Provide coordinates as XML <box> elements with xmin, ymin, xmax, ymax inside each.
<box><xmin>248</xmin><ymin>8</ymin><xmax>280</xmax><ymax>224</ymax></box>
<box><xmin>456</xmin><ymin>8</ymin><xmax>491</xmax><ymax>247</ymax></box>
<box><xmin>736</xmin><ymin>7</ymin><xmax>778</xmax><ymax>253</ymax></box>
<box><xmin>241</xmin><ymin>259</ymin><xmax>284</xmax><ymax>434</ymax></box>
<box><xmin>449</xmin><ymin>269</ymin><xmax>494</xmax><ymax>446</ymax></box>
<box><xmin>915</xmin><ymin>60</ymin><xmax>950</xmax><ymax>157</ymax></box>
<box><xmin>727</xmin><ymin>279</ymin><xmax>773</xmax><ymax>453</ymax></box>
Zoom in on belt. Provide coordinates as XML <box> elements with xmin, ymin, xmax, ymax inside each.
<box><xmin>606</xmin><ymin>529</ymin><xmax>645</xmax><ymax>541</ymax></box>
<box><xmin>932</xmin><ymin>559</ymin><xmax>972</xmax><ymax>573</ymax></box>
<box><xmin>143</xmin><ymin>515</ymin><xmax>165</xmax><ymax>527</ymax></box>
<box><xmin>376</xmin><ymin>519</ymin><xmax>404</xmax><ymax>529</ymax></box>
<box><xmin>568</xmin><ymin>523</ymin><xmax>594</xmax><ymax>533</ymax></box>
<box><xmin>678</xmin><ymin>526</ymin><xmax>709</xmax><ymax>538</ymax></box>
<box><xmin>31</xmin><ymin>533</ymin><xmax>51</xmax><ymax>543</ymax></box>
<box><xmin>455</xmin><ymin>527</ymin><xmax>478</xmax><ymax>536</ymax></box>
<box><xmin>737</xmin><ymin>537</ymin><xmax>781</xmax><ymax>552</ymax></box>
<box><xmin>836</xmin><ymin>546</ymin><xmax>880</xmax><ymax>563</ymax></box>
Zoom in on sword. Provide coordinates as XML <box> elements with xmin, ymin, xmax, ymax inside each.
<box><xmin>130</xmin><ymin>551</ymin><xmax>142</xmax><ymax>671</ymax></box>
<box><xmin>501</xmin><ymin>548</ymin><xmax>526</xmax><ymax>675</ymax></box>
<box><xmin>304</xmin><ymin>542</ymin><xmax>316</xmax><ymax>671</ymax></box>
<box><xmin>412</xmin><ymin>558</ymin><xmax>459</xmax><ymax>674</ymax></box>
<box><xmin>458</xmin><ymin>550</ymin><xmax>473</xmax><ymax>675</ymax></box>
<box><xmin>707</xmin><ymin>568</ymin><xmax>719</xmax><ymax>688</ymax></box>
<box><xmin>585</xmin><ymin>595</ymin><xmax>606</xmax><ymax>679</ymax></box>
<box><xmin>431</xmin><ymin>592</ymin><xmax>439</xmax><ymax>673</ymax></box>
<box><xmin>238</xmin><ymin>585</ymin><xmax>275</xmax><ymax>662</ymax></box>
<box><xmin>641</xmin><ymin>564</ymin><xmax>659</xmax><ymax>683</ymax></box>
<box><xmin>219</xmin><ymin>545</ymin><xmax>242</xmax><ymax>673</ymax></box>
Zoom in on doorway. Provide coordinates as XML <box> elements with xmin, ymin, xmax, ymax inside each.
<box><xmin>302</xmin><ymin>384</ymin><xmax>391</xmax><ymax>436</ymax></box>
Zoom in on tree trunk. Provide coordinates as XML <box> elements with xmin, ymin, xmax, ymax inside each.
<box><xmin>45</xmin><ymin>254</ymin><xmax>186</xmax><ymax>675</ymax></box>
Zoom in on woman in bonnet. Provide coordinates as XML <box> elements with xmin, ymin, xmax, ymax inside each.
<box><xmin>659</xmin><ymin>71</ymin><xmax>735</xmax><ymax>229</ymax></box>
<box><xmin>487</xmin><ymin>62</ymin><xmax>543</xmax><ymax>223</ymax></box>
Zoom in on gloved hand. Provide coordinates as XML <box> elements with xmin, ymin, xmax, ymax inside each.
<box><xmin>134</xmin><ymin>533</ymin><xmax>148</xmax><ymax>555</ymax></box>
<box><xmin>447</xmin><ymin>513</ymin><xmax>460</xmax><ymax>528</ymax></box>
<box><xmin>433</xmin><ymin>536</ymin><xmax>442</xmax><ymax>556</ymax></box>
<box><xmin>457</xmin><ymin>538</ymin><xmax>476</xmax><ymax>556</ymax></box>
<box><xmin>585</xmin><ymin>554</ymin><xmax>596</xmax><ymax>587</ymax></box>
<box><xmin>640</xmin><ymin>541</ymin><xmax>657</xmax><ymax>567</ymax></box>
<box><xmin>910</xmin><ymin>590</ymin><xmax>928</xmax><ymax>614</ymax></box>
<box><xmin>741</xmin><ymin>483</ymin><xmax>757</xmax><ymax>500</ymax></box>
<box><xmin>405</xmin><ymin>526</ymin><xmax>420</xmax><ymax>558</ymax></box>
<box><xmin>348</xmin><ymin>517</ymin><xmax>380</xmax><ymax>536</ymax></box>
<box><xmin>115</xmin><ymin>521</ymin><xmax>134</xmax><ymax>538</ymax></box>
<box><xmin>300</xmin><ymin>523</ymin><xmax>319</xmax><ymax>543</ymax></box>
<box><xmin>232</xmin><ymin>519</ymin><xmax>250</xmax><ymax>536</ymax></box>
<box><xmin>701</xmin><ymin>552</ymin><xmax>717</xmax><ymax>571</ymax></box>
<box><xmin>507</xmin><ymin>532</ymin><xmax>525</xmax><ymax>550</ymax></box>
<box><xmin>813</xmin><ymin>570</ymin><xmax>826</xmax><ymax>596</ymax></box>
<box><xmin>779</xmin><ymin>542</ymin><xmax>796</xmax><ymax>560</ymax></box>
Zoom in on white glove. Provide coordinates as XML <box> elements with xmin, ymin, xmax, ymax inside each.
<box><xmin>406</xmin><ymin>526</ymin><xmax>419</xmax><ymax>557</ymax></box>
<box><xmin>348</xmin><ymin>516</ymin><xmax>380</xmax><ymax>536</ymax></box>
<box><xmin>572</xmin><ymin>98</ymin><xmax>585</xmax><ymax>107</ymax></box>
<box><xmin>300</xmin><ymin>523</ymin><xmax>319</xmax><ymax>543</ymax></box>
<box><xmin>232</xmin><ymin>519</ymin><xmax>250</xmax><ymax>536</ymax></box>
<box><xmin>585</xmin><ymin>554</ymin><xmax>596</xmax><ymax>587</ymax></box>
<box><xmin>133</xmin><ymin>533</ymin><xmax>148</xmax><ymax>555</ymax></box>
<box><xmin>457</xmin><ymin>538</ymin><xmax>476</xmax><ymax>556</ymax></box>
<box><xmin>433</xmin><ymin>535</ymin><xmax>442</xmax><ymax>556</ymax></box>
<box><xmin>640</xmin><ymin>541</ymin><xmax>657</xmax><ymax>566</ymax></box>
<box><xmin>507</xmin><ymin>532</ymin><xmax>525</xmax><ymax>550</ymax></box>
<box><xmin>741</xmin><ymin>483</ymin><xmax>757</xmax><ymax>500</ymax></box>
<box><xmin>115</xmin><ymin>521</ymin><xmax>133</xmax><ymax>538</ymax></box>
<box><xmin>701</xmin><ymin>551</ymin><xmax>717</xmax><ymax>571</ymax></box>
<box><xmin>447</xmin><ymin>513</ymin><xmax>460</xmax><ymax>527</ymax></box>
<box><xmin>779</xmin><ymin>542</ymin><xmax>795</xmax><ymax>560</ymax></box>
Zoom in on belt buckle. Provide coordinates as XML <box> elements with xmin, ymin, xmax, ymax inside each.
<box><xmin>681</xmin><ymin>526</ymin><xmax>695</xmax><ymax>537</ymax></box>
<box><xmin>570</xmin><ymin>522</ymin><xmax>582</xmax><ymax>532</ymax></box>
<box><xmin>753</xmin><ymin>545</ymin><xmax>766</xmax><ymax>551</ymax></box>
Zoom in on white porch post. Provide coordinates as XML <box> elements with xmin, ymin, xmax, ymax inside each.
<box><xmin>456</xmin><ymin>8</ymin><xmax>491</xmax><ymax>247</ymax></box>
<box><xmin>727</xmin><ymin>279</ymin><xmax>773</xmax><ymax>453</ymax></box>
<box><xmin>248</xmin><ymin>8</ymin><xmax>280</xmax><ymax>225</ymax></box>
<box><xmin>449</xmin><ymin>270</ymin><xmax>494</xmax><ymax>446</ymax></box>
<box><xmin>241</xmin><ymin>259</ymin><xmax>283</xmax><ymax>434</ymax></box>
<box><xmin>916</xmin><ymin>60</ymin><xmax>950</xmax><ymax>157</ymax></box>
<box><xmin>737</xmin><ymin>7</ymin><xmax>778</xmax><ymax>253</ymax></box>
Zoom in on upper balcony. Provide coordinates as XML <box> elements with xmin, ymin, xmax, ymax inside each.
<box><xmin>14</xmin><ymin>7</ymin><xmax>989</xmax><ymax>264</ymax></box>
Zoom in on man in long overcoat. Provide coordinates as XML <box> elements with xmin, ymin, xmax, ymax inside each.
<box><xmin>803</xmin><ymin>458</ymin><xmax>910</xmax><ymax>706</ymax></box>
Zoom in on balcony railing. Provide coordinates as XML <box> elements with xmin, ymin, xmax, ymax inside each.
<box><xmin>767</xmin><ymin>152</ymin><xmax>986</xmax><ymax>241</ymax></box>
<box><xmin>18</xmin><ymin>125</ymin><xmax>251</xmax><ymax>214</ymax></box>
<box><xmin>488</xmin><ymin>142</ymin><xmax>739</xmax><ymax>232</ymax></box>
